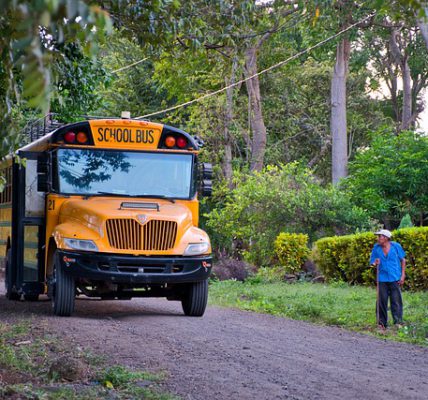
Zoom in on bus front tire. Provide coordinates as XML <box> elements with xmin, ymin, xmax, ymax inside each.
<box><xmin>52</xmin><ymin>252</ymin><xmax>75</xmax><ymax>316</ymax></box>
<box><xmin>181</xmin><ymin>280</ymin><xmax>208</xmax><ymax>317</ymax></box>
<box><xmin>5</xmin><ymin>249</ymin><xmax>20</xmax><ymax>301</ymax></box>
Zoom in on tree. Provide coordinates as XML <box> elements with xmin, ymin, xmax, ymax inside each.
<box><xmin>0</xmin><ymin>0</ymin><xmax>111</xmax><ymax>151</ymax></box>
<box><xmin>330</xmin><ymin>1</ymin><xmax>353</xmax><ymax>184</ymax></box>
<box><xmin>94</xmin><ymin>33</ymin><xmax>173</xmax><ymax>119</ymax></box>
<box><xmin>362</xmin><ymin>16</ymin><xmax>428</xmax><ymax>132</ymax></box>
<box><xmin>206</xmin><ymin>163</ymin><xmax>372</xmax><ymax>266</ymax></box>
<box><xmin>416</xmin><ymin>2</ymin><xmax>428</xmax><ymax>50</ymax></box>
<box><xmin>51</xmin><ymin>43</ymin><xmax>109</xmax><ymax>121</ymax></box>
<box><xmin>154</xmin><ymin>0</ymin><xmax>301</xmax><ymax>173</ymax></box>
<box><xmin>343</xmin><ymin>130</ymin><xmax>428</xmax><ymax>227</ymax></box>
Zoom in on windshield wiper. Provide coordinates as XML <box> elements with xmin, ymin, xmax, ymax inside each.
<box><xmin>96</xmin><ymin>191</ymin><xmax>133</xmax><ymax>197</ymax></box>
<box><xmin>131</xmin><ymin>194</ymin><xmax>176</xmax><ymax>203</ymax></box>
<box><xmin>95</xmin><ymin>192</ymin><xmax>176</xmax><ymax>203</ymax></box>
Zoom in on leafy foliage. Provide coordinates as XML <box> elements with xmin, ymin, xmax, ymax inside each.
<box><xmin>399</xmin><ymin>213</ymin><xmax>414</xmax><ymax>229</ymax></box>
<box><xmin>274</xmin><ymin>233</ymin><xmax>310</xmax><ymax>274</ymax></box>
<box><xmin>313</xmin><ymin>227</ymin><xmax>428</xmax><ymax>290</ymax></box>
<box><xmin>0</xmin><ymin>0</ymin><xmax>111</xmax><ymax>111</ymax></box>
<box><xmin>51</xmin><ymin>43</ymin><xmax>109</xmax><ymax>121</ymax></box>
<box><xmin>343</xmin><ymin>130</ymin><xmax>428</xmax><ymax>227</ymax></box>
<box><xmin>0</xmin><ymin>0</ymin><xmax>112</xmax><ymax>154</ymax></box>
<box><xmin>206</xmin><ymin>163</ymin><xmax>373</xmax><ymax>266</ymax></box>
<box><xmin>96</xmin><ymin>33</ymin><xmax>174</xmax><ymax>119</ymax></box>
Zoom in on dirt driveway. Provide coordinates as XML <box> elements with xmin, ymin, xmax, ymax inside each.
<box><xmin>0</xmin><ymin>284</ymin><xmax>427</xmax><ymax>400</ymax></box>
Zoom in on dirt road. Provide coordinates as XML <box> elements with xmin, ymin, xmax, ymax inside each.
<box><xmin>1</xmin><ymin>285</ymin><xmax>427</xmax><ymax>400</ymax></box>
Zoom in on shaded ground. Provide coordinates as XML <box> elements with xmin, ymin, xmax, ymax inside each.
<box><xmin>0</xmin><ymin>282</ymin><xmax>427</xmax><ymax>400</ymax></box>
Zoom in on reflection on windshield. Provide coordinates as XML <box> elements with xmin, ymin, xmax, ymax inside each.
<box><xmin>57</xmin><ymin>149</ymin><xmax>193</xmax><ymax>198</ymax></box>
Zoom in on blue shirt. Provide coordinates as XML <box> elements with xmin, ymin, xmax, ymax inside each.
<box><xmin>370</xmin><ymin>241</ymin><xmax>406</xmax><ymax>282</ymax></box>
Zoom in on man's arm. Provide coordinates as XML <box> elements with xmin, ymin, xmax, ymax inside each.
<box><xmin>398</xmin><ymin>258</ymin><xmax>406</xmax><ymax>285</ymax></box>
<box><xmin>370</xmin><ymin>246</ymin><xmax>379</xmax><ymax>266</ymax></box>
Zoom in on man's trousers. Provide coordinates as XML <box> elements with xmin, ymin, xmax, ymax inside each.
<box><xmin>377</xmin><ymin>281</ymin><xmax>403</xmax><ymax>327</ymax></box>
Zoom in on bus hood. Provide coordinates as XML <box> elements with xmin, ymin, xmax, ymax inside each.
<box><xmin>55</xmin><ymin>197</ymin><xmax>209</xmax><ymax>255</ymax></box>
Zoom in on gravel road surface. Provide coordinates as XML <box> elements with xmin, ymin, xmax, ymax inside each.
<box><xmin>0</xmin><ymin>286</ymin><xmax>427</xmax><ymax>400</ymax></box>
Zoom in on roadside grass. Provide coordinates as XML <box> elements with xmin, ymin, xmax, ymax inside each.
<box><xmin>0</xmin><ymin>320</ymin><xmax>177</xmax><ymax>399</ymax></box>
<box><xmin>208</xmin><ymin>280</ymin><xmax>428</xmax><ymax>346</ymax></box>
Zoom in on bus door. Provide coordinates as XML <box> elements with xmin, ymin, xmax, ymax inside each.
<box><xmin>11</xmin><ymin>152</ymin><xmax>46</xmax><ymax>298</ymax></box>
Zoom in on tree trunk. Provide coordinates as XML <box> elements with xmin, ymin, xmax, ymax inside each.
<box><xmin>223</xmin><ymin>60</ymin><xmax>238</xmax><ymax>185</ymax></box>
<box><xmin>389</xmin><ymin>29</ymin><xmax>413</xmax><ymax>132</ymax></box>
<box><xmin>244</xmin><ymin>47</ymin><xmax>267</xmax><ymax>172</ymax></box>
<box><xmin>331</xmin><ymin>38</ymin><xmax>350</xmax><ymax>184</ymax></box>
<box><xmin>417</xmin><ymin>5</ymin><xmax>428</xmax><ymax>51</ymax></box>
<box><xmin>401</xmin><ymin>57</ymin><xmax>412</xmax><ymax>130</ymax></box>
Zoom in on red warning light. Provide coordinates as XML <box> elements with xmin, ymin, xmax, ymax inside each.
<box><xmin>64</xmin><ymin>131</ymin><xmax>76</xmax><ymax>143</ymax></box>
<box><xmin>176</xmin><ymin>137</ymin><xmax>187</xmax><ymax>149</ymax></box>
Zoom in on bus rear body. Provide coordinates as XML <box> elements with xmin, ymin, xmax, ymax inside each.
<box><xmin>1</xmin><ymin>118</ymin><xmax>213</xmax><ymax>316</ymax></box>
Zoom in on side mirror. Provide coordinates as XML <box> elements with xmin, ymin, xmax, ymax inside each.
<box><xmin>199</xmin><ymin>163</ymin><xmax>213</xmax><ymax>197</ymax></box>
<box><xmin>201</xmin><ymin>163</ymin><xmax>213</xmax><ymax>179</ymax></box>
<box><xmin>201</xmin><ymin>179</ymin><xmax>212</xmax><ymax>196</ymax></box>
<box><xmin>37</xmin><ymin>153</ymin><xmax>50</xmax><ymax>192</ymax></box>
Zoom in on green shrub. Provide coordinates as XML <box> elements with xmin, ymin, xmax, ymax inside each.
<box><xmin>274</xmin><ymin>233</ymin><xmax>310</xmax><ymax>274</ymax></box>
<box><xmin>343</xmin><ymin>130</ymin><xmax>428</xmax><ymax>227</ymax></box>
<box><xmin>206</xmin><ymin>163</ymin><xmax>373</xmax><ymax>267</ymax></box>
<box><xmin>392</xmin><ymin>228</ymin><xmax>428</xmax><ymax>290</ymax></box>
<box><xmin>312</xmin><ymin>227</ymin><xmax>428</xmax><ymax>290</ymax></box>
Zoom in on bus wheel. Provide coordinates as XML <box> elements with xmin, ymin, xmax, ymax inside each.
<box><xmin>52</xmin><ymin>252</ymin><xmax>75</xmax><ymax>316</ymax></box>
<box><xmin>5</xmin><ymin>249</ymin><xmax>20</xmax><ymax>301</ymax></box>
<box><xmin>181</xmin><ymin>280</ymin><xmax>208</xmax><ymax>317</ymax></box>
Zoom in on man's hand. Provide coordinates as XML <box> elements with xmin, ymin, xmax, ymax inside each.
<box><xmin>398</xmin><ymin>274</ymin><xmax>405</xmax><ymax>286</ymax></box>
<box><xmin>371</xmin><ymin>258</ymin><xmax>380</xmax><ymax>267</ymax></box>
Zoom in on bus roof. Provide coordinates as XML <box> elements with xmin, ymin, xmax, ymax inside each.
<box><xmin>17</xmin><ymin>118</ymin><xmax>202</xmax><ymax>154</ymax></box>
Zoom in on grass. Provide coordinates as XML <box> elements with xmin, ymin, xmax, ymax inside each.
<box><xmin>208</xmin><ymin>279</ymin><xmax>428</xmax><ymax>346</ymax></box>
<box><xmin>0</xmin><ymin>321</ymin><xmax>178</xmax><ymax>399</ymax></box>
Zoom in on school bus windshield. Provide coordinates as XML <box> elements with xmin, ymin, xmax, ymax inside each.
<box><xmin>57</xmin><ymin>148</ymin><xmax>194</xmax><ymax>198</ymax></box>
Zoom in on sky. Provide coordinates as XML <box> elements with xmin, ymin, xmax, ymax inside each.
<box><xmin>419</xmin><ymin>93</ymin><xmax>428</xmax><ymax>132</ymax></box>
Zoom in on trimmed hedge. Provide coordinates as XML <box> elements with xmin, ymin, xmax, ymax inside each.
<box><xmin>312</xmin><ymin>227</ymin><xmax>428</xmax><ymax>290</ymax></box>
<box><xmin>274</xmin><ymin>233</ymin><xmax>310</xmax><ymax>274</ymax></box>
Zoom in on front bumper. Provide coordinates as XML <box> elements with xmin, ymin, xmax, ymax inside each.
<box><xmin>57</xmin><ymin>250</ymin><xmax>212</xmax><ymax>284</ymax></box>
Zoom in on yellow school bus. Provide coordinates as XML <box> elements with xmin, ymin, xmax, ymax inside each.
<box><xmin>1</xmin><ymin>116</ymin><xmax>213</xmax><ymax>316</ymax></box>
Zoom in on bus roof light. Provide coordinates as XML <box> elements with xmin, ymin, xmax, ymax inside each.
<box><xmin>165</xmin><ymin>136</ymin><xmax>176</xmax><ymax>148</ymax></box>
<box><xmin>176</xmin><ymin>137</ymin><xmax>187</xmax><ymax>149</ymax></box>
<box><xmin>76</xmin><ymin>132</ymin><xmax>88</xmax><ymax>144</ymax></box>
<box><xmin>64</xmin><ymin>131</ymin><xmax>76</xmax><ymax>143</ymax></box>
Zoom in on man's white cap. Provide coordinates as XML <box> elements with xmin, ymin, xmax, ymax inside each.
<box><xmin>375</xmin><ymin>229</ymin><xmax>392</xmax><ymax>238</ymax></box>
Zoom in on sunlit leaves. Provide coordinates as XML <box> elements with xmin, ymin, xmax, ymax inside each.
<box><xmin>343</xmin><ymin>130</ymin><xmax>428</xmax><ymax>225</ymax></box>
<box><xmin>206</xmin><ymin>163</ymin><xmax>372</xmax><ymax>266</ymax></box>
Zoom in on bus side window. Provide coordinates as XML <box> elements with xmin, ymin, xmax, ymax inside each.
<box><xmin>25</xmin><ymin>160</ymin><xmax>45</xmax><ymax>217</ymax></box>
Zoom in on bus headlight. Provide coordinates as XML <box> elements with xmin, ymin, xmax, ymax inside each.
<box><xmin>64</xmin><ymin>238</ymin><xmax>98</xmax><ymax>252</ymax></box>
<box><xmin>184</xmin><ymin>242</ymin><xmax>210</xmax><ymax>256</ymax></box>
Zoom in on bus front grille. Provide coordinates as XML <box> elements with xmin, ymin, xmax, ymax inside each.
<box><xmin>106</xmin><ymin>219</ymin><xmax>177</xmax><ymax>251</ymax></box>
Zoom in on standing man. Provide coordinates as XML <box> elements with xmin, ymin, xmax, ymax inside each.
<box><xmin>370</xmin><ymin>229</ymin><xmax>406</xmax><ymax>329</ymax></box>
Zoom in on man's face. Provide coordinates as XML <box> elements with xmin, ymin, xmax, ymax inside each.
<box><xmin>377</xmin><ymin>234</ymin><xmax>389</xmax><ymax>245</ymax></box>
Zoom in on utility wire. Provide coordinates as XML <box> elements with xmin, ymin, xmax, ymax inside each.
<box><xmin>135</xmin><ymin>13</ymin><xmax>375</xmax><ymax>120</ymax></box>
<box><xmin>112</xmin><ymin>57</ymin><xmax>149</xmax><ymax>73</ymax></box>
<box><xmin>109</xmin><ymin>12</ymin><xmax>307</xmax><ymax>77</ymax></box>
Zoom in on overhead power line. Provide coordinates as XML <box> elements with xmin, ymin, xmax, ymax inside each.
<box><xmin>135</xmin><ymin>13</ymin><xmax>375</xmax><ymax>120</ymax></box>
<box><xmin>112</xmin><ymin>57</ymin><xmax>149</xmax><ymax>73</ymax></box>
<box><xmin>109</xmin><ymin>13</ymin><xmax>307</xmax><ymax>76</ymax></box>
